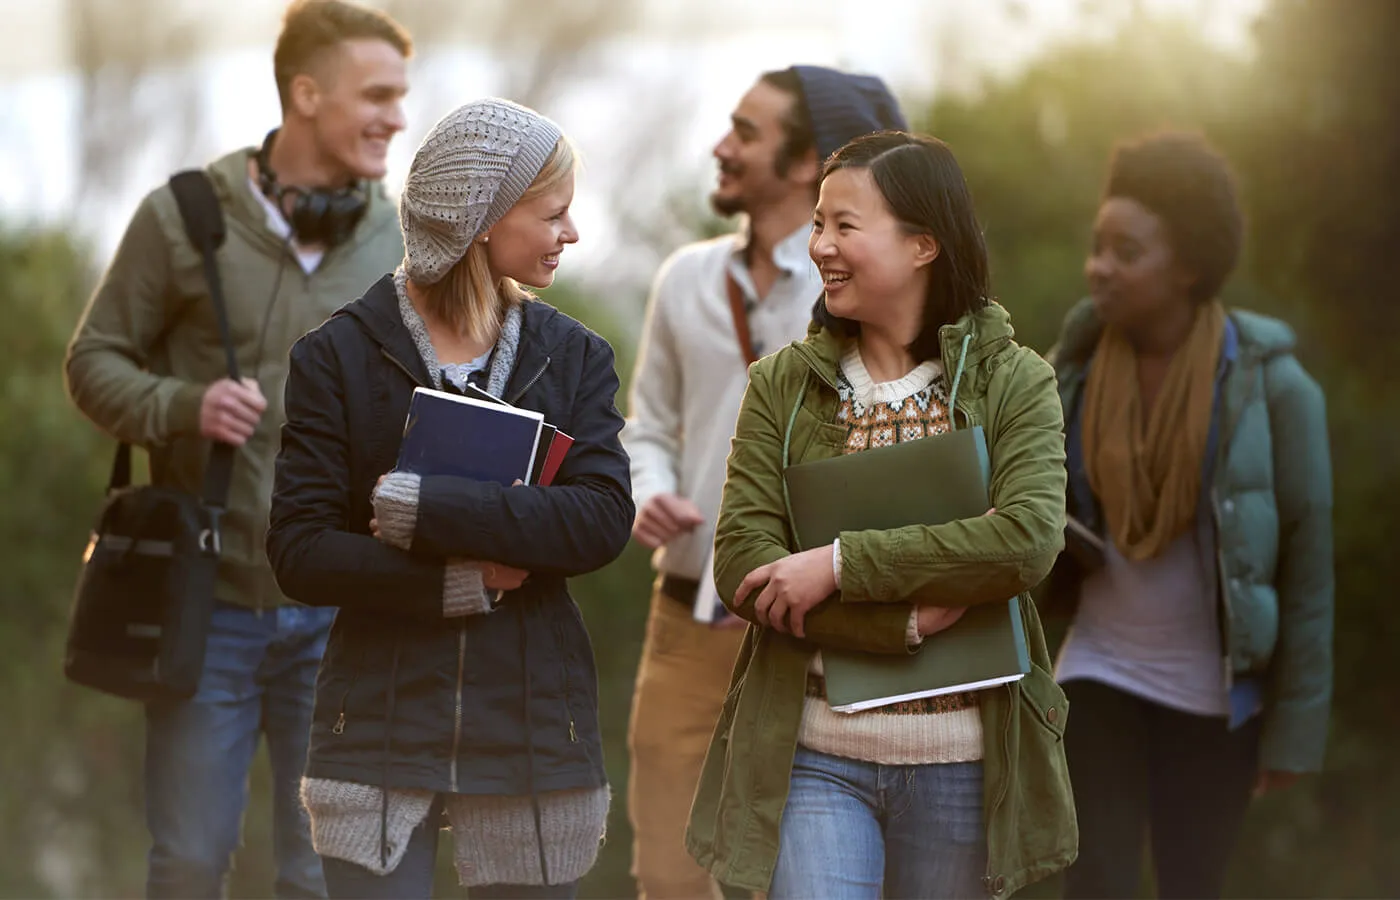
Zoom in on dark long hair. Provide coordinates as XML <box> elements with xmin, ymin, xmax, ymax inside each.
<box><xmin>813</xmin><ymin>131</ymin><xmax>990</xmax><ymax>360</ymax></box>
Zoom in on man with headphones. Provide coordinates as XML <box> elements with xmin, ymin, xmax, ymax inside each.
<box><xmin>65</xmin><ymin>2</ymin><xmax>411</xmax><ymax>896</ymax></box>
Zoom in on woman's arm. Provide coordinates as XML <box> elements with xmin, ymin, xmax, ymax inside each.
<box><xmin>267</xmin><ymin>330</ymin><xmax>448</xmax><ymax>621</ymax></box>
<box><xmin>837</xmin><ymin>349</ymin><xmax>1067</xmax><ymax>607</ymax></box>
<box><xmin>1258</xmin><ymin>355</ymin><xmax>1334</xmax><ymax>775</ymax></box>
<box><xmin>378</xmin><ymin>331</ymin><xmax>635</xmax><ymax>578</ymax></box>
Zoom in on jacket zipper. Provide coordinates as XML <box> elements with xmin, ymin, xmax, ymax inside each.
<box><xmin>983</xmin><ymin>683</ymin><xmax>1016</xmax><ymax>893</ymax></box>
<box><xmin>506</xmin><ymin>357</ymin><xmax>551</xmax><ymax>405</ymax></box>
<box><xmin>1210</xmin><ymin>355</ymin><xmax>1261</xmax><ymax>693</ymax></box>
<box><xmin>449</xmin><ymin>624</ymin><xmax>466</xmax><ymax>792</ymax></box>
<box><xmin>381</xmin><ymin>347</ymin><xmax>426</xmax><ymax>388</ymax></box>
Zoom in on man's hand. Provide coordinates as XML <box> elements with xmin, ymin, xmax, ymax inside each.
<box><xmin>631</xmin><ymin>493</ymin><xmax>705</xmax><ymax>549</ymax></box>
<box><xmin>734</xmin><ymin>545</ymin><xmax>837</xmax><ymax>639</ymax></box>
<box><xmin>915</xmin><ymin>605</ymin><xmax>968</xmax><ymax>637</ymax></box>
<box><xmin>200</xmin><ymin>377</ymin><xmax>267</xmax><ymax>446</ymax></box>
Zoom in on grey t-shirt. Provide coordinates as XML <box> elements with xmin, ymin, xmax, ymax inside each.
<box><xmin>1055</xmin><ymin>526</ymin><xmax>1231</xmax><ymax>717</ymax></box>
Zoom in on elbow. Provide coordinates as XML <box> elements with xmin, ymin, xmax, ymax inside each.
<box><xmin>265</xmin><ymin>524</ymin><xmax>324</xmax><ymax>607</ymax></box>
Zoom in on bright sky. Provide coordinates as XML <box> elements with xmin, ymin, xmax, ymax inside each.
<box><xmin>0</xmin><ymin>0</ymin><xmax>1266</xmax><ymax>296</ymax></box>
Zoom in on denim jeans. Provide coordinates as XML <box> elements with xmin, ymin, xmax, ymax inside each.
<box><xmin>769</xmin><ymin>746</ymin><xmax>987</xmax><ymax>900</ymax></box>
<box><xmin>321</xmin><ymin>797</ymin><xmax>579</xmax><ymax>900</ymax></box>
<box><xmin>144</xmin><ymin>600</ymin><xmax>335</xmax><ymax>899</ymax></box>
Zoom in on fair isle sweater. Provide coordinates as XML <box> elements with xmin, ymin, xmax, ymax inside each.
<box><xmin>798</xmin><ymin>346</ymin><xmax>985</xmax><ymax>765</ymax></box>
<box><xmin>300</xmin><ymin>271</ymin><xmax>609</xmax><ymax>886</ymax></box>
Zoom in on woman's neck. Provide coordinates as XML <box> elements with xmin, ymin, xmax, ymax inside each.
<box><xmin>404</xmin><ymin>278</ymin><xmax>496</xmax><ymax>362</ymax></box>
<box><xmin>856</xmin><ymin>326</ymin><xmax>920</xmax><ymax>383</ymax></box>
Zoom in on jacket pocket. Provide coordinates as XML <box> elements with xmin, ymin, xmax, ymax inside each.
<box><xmin>1001</xmin><ymin>664</ymin><xmax>1077</xmax><ymax>880</ymax></box>
<box><xmin>1019</xmin><ymin>663</ymin><xmax>1068</xmax><ymax>740</ymax></box>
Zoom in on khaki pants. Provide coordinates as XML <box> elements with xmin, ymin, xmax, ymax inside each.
<box><xmin>627</xmin><ymin>583</ymin><xmax>746</xmax><ymax>900</ymax></box>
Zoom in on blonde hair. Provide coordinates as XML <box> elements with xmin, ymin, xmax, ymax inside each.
<box><xmin>419</xmin><ymin>136</ymin><xmax>578</xmax><ymax>346</ymax></box>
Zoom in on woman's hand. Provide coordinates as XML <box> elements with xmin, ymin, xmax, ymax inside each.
<box><xmin>915</xmin><ymin>604</ymin><xmax>968</xmax><ymax>637</ymax></box>
<box><xmin>734</xmin><ymin>545</ymin><xmax>837</xmax><ymax>639</ymax></box>
<box><xmin>482</xmin><ymin>562</ymin><xmax>530</xmax><ymax>592</ymax></box>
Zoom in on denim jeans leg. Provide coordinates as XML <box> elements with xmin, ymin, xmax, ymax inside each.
<box><xmin>145</xmin><ymin>602</ymin><xmax>267</xmax><ymax>899</ymax></box>
<box><xmin>882</xmin><ymin>760</ymin><xmax>988</xmax><ymax>900</ymax></box>
<box><xmin>263</xmin><ymin>603</ymin><xmax>336</xmax><ymax>898</ymax></box>
<box><xmin>321</xmin><ymin>797</ymin><xmax>442</xmax><ymax>900</ymax></box>
<box><xmin>768</xmin><ymin>746</ymin><xmax>884</xmax><ymax>900</ymax></box>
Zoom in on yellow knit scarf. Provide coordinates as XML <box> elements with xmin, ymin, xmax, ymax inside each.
<box><xmin>1081</xmin><ymin>301</ymin><xmax>1225</xmax><ymax>561</ymax></box>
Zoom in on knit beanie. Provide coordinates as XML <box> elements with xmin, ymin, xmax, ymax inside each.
<box><xmin>400</xmin><ymin>98</ymin><xmax>564</xmax><ymax>284</ymax></box>
<box><xmin>789</xmin><ymin>66</ymin><xmax>909</xmax><ymax>161</ymax></box>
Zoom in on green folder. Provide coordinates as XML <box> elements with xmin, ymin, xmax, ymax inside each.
<box><xmin>784</xmin><ymin>426</ymin><xmax>1030</xmax><ymax>713</ymax></box>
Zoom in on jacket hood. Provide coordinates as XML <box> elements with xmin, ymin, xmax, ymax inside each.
<box><xmin>796</xmin><ymin>301</ymin><xmax>1017</xmax><ymax>391</ymax></box>
<box><xmin>339</xmin><ymin>274</ymin><xmax>575</xmax><ymax>390</ymax></box>
<box><xmin>1052</xmin><ymin>297</ymin><xmax>1298</xmax><ymax>367</ymax></box>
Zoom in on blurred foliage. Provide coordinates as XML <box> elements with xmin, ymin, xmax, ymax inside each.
<box><xmin>2</xmin><ymin>0</ymin><xmax>1397</xmax><ymax>897</ymax></box>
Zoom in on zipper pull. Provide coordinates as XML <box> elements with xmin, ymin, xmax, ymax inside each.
<box><xmin>333</xmin><ymin>713</ymin><xmax>346</xmax><ymax>735</ymax></box>
<box><xmin>568</xmin><ymin>719</ymin><xmax>578</xmax><ymax>743</ymax></box>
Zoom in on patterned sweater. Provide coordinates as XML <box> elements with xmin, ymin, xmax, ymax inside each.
<box><xmin>797</xmin><ymin>345</ymin><xmax>985</xmax><ymax>765</ymax></box>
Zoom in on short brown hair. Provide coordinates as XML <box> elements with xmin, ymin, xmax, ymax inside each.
<box><xmin>273</xmin><ymin>0</ymin><xmax>412</xmax><ymax>112</ymax></box>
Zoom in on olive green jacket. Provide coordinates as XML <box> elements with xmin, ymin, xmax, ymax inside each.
<box><xmin>686</xmin><ymin>303</ymin><xmax>1077</xmax><ymax>897</ymax></box>
<box><xmin>65</xmin><ymin>148</ymin><xmax>403</xmax><ymax>609</ymax></box>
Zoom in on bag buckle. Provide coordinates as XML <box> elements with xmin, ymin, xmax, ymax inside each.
<box><xmin>198</xmin><ymin>528</ymin><xmax>222</xmax><ymax>556</ymax></box>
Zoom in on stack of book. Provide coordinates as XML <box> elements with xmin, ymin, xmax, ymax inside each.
<box><xmin>395</xmin><ymin>385</ymin><xmax>573</xmax><ymax>486</ymax></box>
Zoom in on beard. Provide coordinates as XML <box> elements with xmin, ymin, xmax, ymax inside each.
<box><xmin>709</xmin><ymin>191</ymin><xmax>746</xmax><ymax>217</ymax></box>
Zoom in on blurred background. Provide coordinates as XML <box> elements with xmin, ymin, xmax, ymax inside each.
<box><xmin>1</xmin><ymin>0</ymin><xmax>1395</xmax><ymax>896</ymax></box>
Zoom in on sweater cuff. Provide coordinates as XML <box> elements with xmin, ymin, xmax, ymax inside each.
<box><xmin>444</xmin><ymin>560</ymin><xmax>497</xmax><ymax>617</ymax></box>
<box><xmin>906</xmin><ymin>608</ymin><xmax>925</xmax><ymax>648</ymax></box>
<box><xmin>373</xmin><ymin>472</ymin><xmax>421</xmax><ymax>550</ymax></box>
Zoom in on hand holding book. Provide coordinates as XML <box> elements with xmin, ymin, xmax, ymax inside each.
<box><xmin>733</xmin><ymin>543</ymin><xmax>838</xmax><ymax>639</ymax></box>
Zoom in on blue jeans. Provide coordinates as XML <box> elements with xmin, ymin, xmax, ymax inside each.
<box><xmin>321</xmin><ymin>797</ymin><xmax>579</xmax><ymax>899</ymax></box>
<box><xmin>144</xmin><ymin>600</ymin><xmax>335</xmax><ymax>899</ymax></box>
<box><xmin>770</xmin><ymin>746</ymin><xmax>988</xmax><ymax>900</ymax></box>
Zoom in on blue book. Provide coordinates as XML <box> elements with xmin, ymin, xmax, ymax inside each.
<box><xmin>396</xmin><ymin>387</ymin><xmax>544</xmax><ymax>485</ymax></box>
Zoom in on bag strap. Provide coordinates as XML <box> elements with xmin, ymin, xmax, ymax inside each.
<box><xmin>107</xmin><ymin>171</ymin><xmax>240</xmax><ymax>513</ymax></box>
<box><xmin>724</xmin><ymin>272</ymin><xmax>759</xmax><ymax>367</ymax></box>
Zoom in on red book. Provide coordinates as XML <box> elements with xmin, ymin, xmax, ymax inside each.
<box><xmin>538</xmin><ymin>431</ymin><xmax>573</xmax><ymax>486</ymax></box>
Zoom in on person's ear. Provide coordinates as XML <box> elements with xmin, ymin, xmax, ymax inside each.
<box><xmin>789</xmin><ymin>147</ymin><xmax>821</xmax><ymax>190</ymax></box>
<box><xmin>912</xmin><ymin>233</ymin><xmax>940</xmax><ymax>268</ymax></box>
<box><xmin>289</xmin><ymin>72</ymin><xmax>321</xmax><ymax>118</ymax></box>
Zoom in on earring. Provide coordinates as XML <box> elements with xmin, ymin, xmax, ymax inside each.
<box><xmin>481</xmin><ymin>235</ymin><xmax>490</xmax><ymax>244</ymax></box>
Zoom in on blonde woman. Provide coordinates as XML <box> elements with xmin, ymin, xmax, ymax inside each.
<box><xmin>268</xmin><ymin>99</ymin><xmax>633</xmax><ymax>899</ymax></box>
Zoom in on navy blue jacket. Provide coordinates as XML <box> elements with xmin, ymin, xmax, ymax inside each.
<box><xmin>267</xmin><ymin>274</ymin><xmax>633</xmax><ymax>795</ymax></box>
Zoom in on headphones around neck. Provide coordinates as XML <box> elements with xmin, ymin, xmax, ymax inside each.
<box><xmin>255</xmin><ymin>129</ymin><xmax>368</xmax><ymax>247</ymax></box>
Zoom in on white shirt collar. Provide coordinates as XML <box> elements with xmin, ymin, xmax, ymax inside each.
<box><xmin>732</xmin><ymin>217</ymin><xmax>814</xmax><ymax>277</ymax></box>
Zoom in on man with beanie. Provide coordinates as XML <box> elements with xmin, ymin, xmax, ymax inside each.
<box><xmin>64</xmin><ymin>2</ymin><xmax>410</xmax><ymax>896</ymax></box>
<box><xmin>623</xmin><ymin>66</ymin><xmax>906</xmax><ymax>900</ymax></box>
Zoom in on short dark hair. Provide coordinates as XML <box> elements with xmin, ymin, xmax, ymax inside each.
<box><xmin>274</xmin><ymin>0</ymin><xmax>413</xmax><ymax>113</ymax></box>
<box><xmin>814</xmin><ymin>132</ymin><xmax>991</xmax><ymax>361</ymax></box>
<box><xmin>1104</xmin><ymin>131</ymin><xmax>1243</xmax><ymax>302</ymax></box>
<box><xmin>758</xmin><ymin>68</ymin><xmax>814</xmax><ymax>177</ymax></box>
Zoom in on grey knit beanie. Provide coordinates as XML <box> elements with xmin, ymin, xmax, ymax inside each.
<box><xmin>400</xmin><ymin>98</ymin><xmax>564</xmax><ymax>284</ymax></box>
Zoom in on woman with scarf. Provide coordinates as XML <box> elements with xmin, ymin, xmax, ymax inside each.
<box><xmin>1046</xmin><ymin>132</ymin><xmax>1334</xmax><ymax>899</ymax></box>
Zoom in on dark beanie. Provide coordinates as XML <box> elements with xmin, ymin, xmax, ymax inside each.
<box><xmin>790</xmin><ymin>65</ymin><xmax>909</xmax><ymax>161</ymax></box>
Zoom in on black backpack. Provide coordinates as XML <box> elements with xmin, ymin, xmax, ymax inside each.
<box><xmin>64</xmin><ymin>170</ymin><xmax>240</xmax><ymax>703</ymax></box>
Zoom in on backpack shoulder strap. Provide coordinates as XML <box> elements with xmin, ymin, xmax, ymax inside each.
<box><xmin>167</xmin><ymin>170</ymin><xmax>238</xmax><ymax>511</ymax></box>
